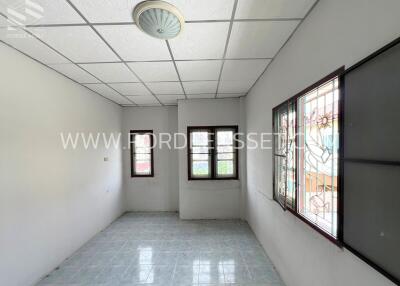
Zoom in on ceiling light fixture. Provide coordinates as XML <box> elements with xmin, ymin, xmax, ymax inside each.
<box><xmin>133</xmin><ymin>0</ymin><xmax>185</xmax><ymax>40</ymax></box>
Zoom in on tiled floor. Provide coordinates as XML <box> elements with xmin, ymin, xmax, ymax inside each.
<box><xmin>37</xmin><ymin>212</ymin><xmax>284</xmax><ymax>286</ymax></box>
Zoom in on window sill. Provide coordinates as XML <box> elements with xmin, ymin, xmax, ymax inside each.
<box><xmin>188</xmin><ymin>177</ymin><xmax>239</xmax><ymax>181</ymax></box>
<box><xmin>286</xmin><ymin>207</ymin><xmax>343</xmax><ymax>248</ymax></box>
<box><xmin>131</xmin><ymin>175</ymin><xmax>154</xmax><ymax>178</ymax></box>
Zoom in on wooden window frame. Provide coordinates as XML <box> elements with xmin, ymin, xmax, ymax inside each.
<box><xmin>272</xmin><ymin>67</ymin><xmax>345</xmax><ymax>246</ymax></box>
<box><xmin>130</xmin><ymin>130</ymin><xmax>154</xmax><ymax>178</ymax></box>
<box><xmin>188</xmin><ymin>126</ymin><xmax>239</xmax><ymax>181</ymax></box>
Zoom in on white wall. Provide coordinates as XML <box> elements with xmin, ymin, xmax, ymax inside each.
<box><xmin>245</xmin><ymin>0</ymin><xmax>400</xmax><ymax>286</ymax></box>
<box><xmin>122</xmin><ymin>106</ymin><xmax>179</xmax><ymax>212</ymax></box>
<box><xmin>0</xmin><ymin>44</ymin><xmax>124</xmax><ymax>286</ymax></box>
<box><xmin>178</xmin><ymin>98</ymin><xmax>244</xmax><ymax>219</ymax></box>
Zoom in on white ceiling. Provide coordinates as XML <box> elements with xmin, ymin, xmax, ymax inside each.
<box><xmin>0</xmin><ymin>0</ymin><xmax>317</xmax><ymax>106</ymax></box>
<box><xmin>109</xmin><ymin>82</ymin><xmax>151</xmax><ymax>96</ymax></box>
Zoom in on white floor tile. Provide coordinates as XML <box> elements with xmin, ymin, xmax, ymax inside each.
<box><xmin>36</xmin><ymin>213</ymin><xmax>284</xmax><ymax>286</ymax></box>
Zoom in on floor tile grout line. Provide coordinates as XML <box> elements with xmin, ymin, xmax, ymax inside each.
<box><xmin>245</xmin><ymin>0</ymin><xmax>321</xmax><ymax>97</ymax></box>
<box><xmin>170</xmin><ymin>259</ymin><xmax>178</xmax><ymax>282</ymax></box>
<box><xmin>215</xmin><ymin>0</ymin><xmax>239</xmax><ymax>99</ymax></box>
<box><xmin>64</xmin><ymin>0</ymin><xmax>164</xmax><ymax>106</ymax></box>
<box><xmin>165</xmin><ymin>40</ymin><xmax>188</xmax><ymax>99</ymax></box>
<box><xmin>0</xmin><ymin>12</ymin><xmax>133</xmax><ymax>106</ymax></box>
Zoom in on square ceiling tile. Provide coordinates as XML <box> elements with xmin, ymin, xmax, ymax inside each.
<box><xmin>169</xmin><ymin>22</ymin><xmax>229</xmax><ymax>60</ymax></box>
<box><xmin>79</xmin><ymin>63</ymin><xmax>138</xmax><ymax>83</ymax></box>
<box><xmin>85</xmin><ymin>83</ymin><xmax>133</xmax><ymax>105</ymax></box>
<box><xmin>217</xmin><ymin>93</ymin><xmax>245</xmax><ymax>98</ymax></box>
<box><xmin>175</xmin><ymin>0</ymin><xmax>235</xmax><ymax>21</ymax></box>
<box><xmin>177</xmin><ymin>60</ymin><xmax>222</xmax><ymax>81</ymax></box>
<box><xmin>31</xmin><ymin>26</ymin><xmax>119</xmax><ymax>62</ymax></box>
<box><xmin>226</xmin><ymin>21</ymin><xmax>299</xmax><ymax>58</ymax></box>
<box><xmin>69</xmin><ymin>0</ymin><xmax>234</xmax><ymax>23</ymax></box>
<box><xmin>50</xmin><ymin>63</ymin><xmax>100</xmax><ymax>83</ymax></box>
<box><xmin>68</xmin><ymin>0</ymin><xmax>136</xmax><ymax>23</ymax></box>
<box><xmin>187</xmin><ymin>94</ymin><xmax>215</xmax><ymax>99</ymax></box>
<box><xmin>183</xmin><ymin>81</ymin><xmax>218</xmax><ymax>94</ymax></box>
<box><xmin>235</xmin><ymin>0</ymin><xmax>316</xmax><ymax>19</ymax></box>
<box><xmin>127</xmin><ymin>95</ymin><xmax>160</xmax><ymax>106</ymax></box>
<box><xmin>109</xmin><ymin>83</ymin><xmax>151</xmax><ymax>96</ymax></box>
<box><xmin>147</xmin><ymin>82</ymin><xmax>183</xmax><ymax>95</ymax></box>
<box><xmin>158</xmin><ymin>94</ymin><xmax>185</xmax><ymax>105</ymax></box>
<box><xmin>0</xmin><ymin>0</ymin><xmax>84</xmax><ymax>26</ymax></box>
<box><xmin>96</xmin><ymin>25</ymin><xmax>170</xmax><ymax>61</ymax></box>
<box><xmin>218</xmin><ymin>80</ymin><xmax>254</xmax><ymax>94</ymax></box>
<box><xmin>221</xmin><ymin>59</ymin><xmax>270</xmax><ymax>81</ymax></box>
<box><xmin>128</xmin><ymin>61</ymin><xmax>178</xmax><ymax>82</ymax></box>
<box><xmin>0</xmin><ymin>27</ymin><xmax>69</xmax><ymax>64</ymax></box>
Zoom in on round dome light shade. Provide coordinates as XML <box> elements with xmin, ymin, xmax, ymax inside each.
<box><xmin>133</xmin><ymin>1</ymin><xmax>184</xmax><ymax>40</ymax></box>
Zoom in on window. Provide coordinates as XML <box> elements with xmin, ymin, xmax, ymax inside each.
<box><xmin>189</xmin><ymin>128</ymin><xmax>212</xmax><ymax>178</ymax></box>
<box><xmin>130</xmin><ymin>130</ymin><xmax>154</xmax><ymax>177</ymax></box>
<box><xmin>297</xmin><ymin>76</ymin><xmax>340</xmax><ymax>238</ymax></box>
<box><xmin>188</xmin><ymin>126</ymin><xmax>238</xmax><ymax>180</ymax></box>
<box><xmin>273</xmin><ymin>68</ymin><xmax>343</xmax><ymax>242</ymax></box>
<box><xmin>273</xmin><ymin>101</ymin><xmax>296</xmax><ymax>210</ymax></box>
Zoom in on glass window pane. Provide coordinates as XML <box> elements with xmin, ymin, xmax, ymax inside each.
<box><xmin>192</xmin><ymin>161</ymin><xmax>209</xmax><ymax>176</ymax></box>
<box><xmin>274</xmin><ymin>155</ymin><xmax>287</xmax><ymax>205</ymax></box>
<box><xmin>286</xmin><ymin>102</ymin><xmax>296</xmax><ymax>209</ymax></box>
<box><xmin>135</xmin><ymin>134</ymin><xmax>150</xmax><ymax>147</ymax></box>
<box><xmin>192</xmin><ymin>132</ymin><xmax>209</xmax><ymax>146</ymax></box>
<box><xmin>274</xmin><ymin>107</ymin><xmax>288</xmax><ymax>156</ymax></box>
<box><xmin>273</xmin><ymin>102</ymin><xmax>296</xmax><ymax>209</ymax></box>
<box><xmin>192</xmin><ymin>146</ymin><xmax>209</xmax><ymax>154</ymax></box>
<box><xmin>135</xmin><ymin>147</ymin><xmax>151</xmax><ymax>154</ymax></box>
<box><xmin>217</xmin><ymin>153</ymin><xmax>234</xmax><ymax>160</ymax></box>
<box><xmin>217</xmin><ymin>146</ymin><xmax>233</xmax><ymax>153</ymax></box>
<box><xmin>189</xmin><ymin>127</ymin><xmax>238</xmax><ymax>179</ymax></box>
<box><xmin>216</xmin><ymin>129</ymin><xmax>236</xmax><ymax>178</ymax></box>
<box><xmin>273</xmin><ymin>104</ymin><xmax>288</xmax><ymax>206</ymax></box>
<box><xmin>135</xmin><ymin>154</ymin><xmax>151</xmax><ymax>160</ymax></box>
<box><xmin>217</xmin><ymin>131</ymin><xmax>233</xmax><ymax>145</ymax></box>
<box><xmin>297</xmin><ymin>77</ymin><xmax>339</xmax><ymax>238</ymax></box>
<box><xmin>217</xmin><ymin>160</ymin><xmax>234</xmax><ymax>176</ymax></box>
<box><xmin>193</xmin><ymin>153</ymin><xmax>209</xmax><ymax>160</ymax></box>
<box><xmin>135</xmin><ymin>160</ymin><xmax>151</xmax><ymax>174</ymax></box>
<box><xmin>131</xmin><ymin>132</ymin><xmax>153</xmax><ymax>176</ymax></box>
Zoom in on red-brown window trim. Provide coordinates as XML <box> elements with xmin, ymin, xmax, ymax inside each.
<box><xmin>187</xmin><ymin>125</ymin><xmax>239</xmax><ymax>181</ymax></box>
<box><xmin>130</xmin><ymin>130</ymin><xmax>154</xmax><ymax>178</ymax></box>
<box><xmin>272</xmin><ymin>67</ymin><xmax>345</xmax><ymax>246</ymax></box>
